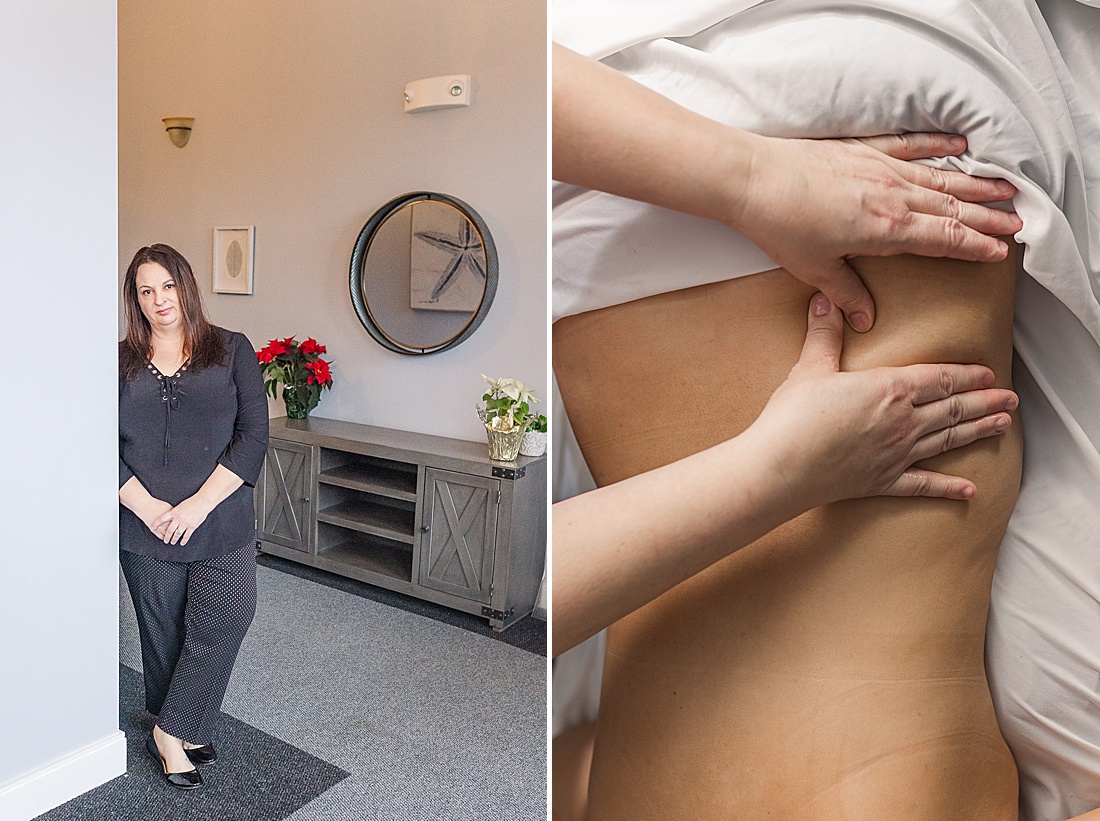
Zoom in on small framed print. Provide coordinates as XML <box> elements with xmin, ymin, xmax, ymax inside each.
<box><xmin>212</xmin><ymin>226</ymin><xmax>255</xmax><ymax>294</ymax></box>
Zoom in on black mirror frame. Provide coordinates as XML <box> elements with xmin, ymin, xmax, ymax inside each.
<box><xmin>349</xmin><ymin>192</ymin><xmax>499</xmax><ymax>355</ymax></box>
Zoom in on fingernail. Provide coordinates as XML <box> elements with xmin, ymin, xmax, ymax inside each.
<box><xmin>982</xmin><ymin>370</ymin><xmax>995</xmax><ymax>387</ymax></box>
<box><xmin>994</xmin><ymin>416</ymin><xmax>1010</xmax><ymax>433</ymax></box>
<box><xmin>1005</xmin><ymin>395</ymin><xmax>1018</xmax><ymax>411</ymax></box>
<box><xmin>812</xmin><ymin>295</ymin><xmax>831</xmax><ymax>316</ymax></box>
<box><xmin>995</xmin><ymin>179</ymin><xmax>1014</xmax><ymax>193</ymax></box>
<box><xmin>996</xmin><ymin>239</ymin><xmax>1009</xmax><ymax>255</ymax></box>
<box><xmin>961</xmin><ymin>485</ymin><xmax>976</xmax><ymax>499</ymax></box>
<box><xmin>949</xmin><ymin>136</ymin><xmax>966</xmax><ymax>149</ymax></box>
<box><xmin>850</xmin><ymin>311</ymin><xmax>870</xmax><ymax>331</ymax></box>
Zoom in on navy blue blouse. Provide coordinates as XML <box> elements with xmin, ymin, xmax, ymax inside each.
<box><xmin>119</xmin><ymin>328</ymin><xmax>269</xmax><ymax>562</ymax></box>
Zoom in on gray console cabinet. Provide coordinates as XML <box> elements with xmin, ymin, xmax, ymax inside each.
<box><xmin>257</xmin><ymin>416</ymin><xmax>546</xmax><ymax>630</ymax></box>
<box><xmin>258</xmin><ymin>438</ymin><xmax>314</xmax><ymax>554</ymax></box>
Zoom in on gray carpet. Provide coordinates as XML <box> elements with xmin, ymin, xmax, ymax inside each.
<box><xmin>256</xmin><ymin>553</ymin><xmax>547</xmax><ymax>657</ymax></box>
<box><xmin>36</xmin><ymin>664</ymin><xmax>348</xmax><ymax>821</ymax></box>
<box><xmin>39</xmin><ymin>563</ymin><xmax>547</xmax><ymax>820</ymax></box>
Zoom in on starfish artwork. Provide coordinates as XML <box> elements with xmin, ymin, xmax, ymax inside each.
<box><xmin>411</xmin><ymin>211</ymin><xmax>486</xmax><ymax>311</ymax></box>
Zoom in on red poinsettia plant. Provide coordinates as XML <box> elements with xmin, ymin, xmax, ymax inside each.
<box><xmin>256</xmin><ymin>336</ymin><xmax>334</xmax><ymax>419</ymax></box>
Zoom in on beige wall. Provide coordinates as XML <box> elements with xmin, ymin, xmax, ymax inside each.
<box><xmin>119</xmin><ymin>0</ymin><xmax>547</xmax><ymax>441</ymax></box>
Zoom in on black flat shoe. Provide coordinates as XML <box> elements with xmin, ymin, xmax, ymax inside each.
<box><xmin>146</xmin><ymin>734</ymin><xmax>203</xmax><ymax>790</ymax></box>
<box><xmin>184</xmin><ymin>744</ymin><xmax>217</xmax><ymax>765</ymax></box>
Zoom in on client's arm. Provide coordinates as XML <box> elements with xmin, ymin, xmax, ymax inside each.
<box><xmin>551</xmin><ymin>294</ymin><xmax>1017</xmax><ymax>657</ymax></box>
<box><xmin>552</xmin><ymin>43</ymin><xmax>1022</xmax><ymax>331</ymax></box>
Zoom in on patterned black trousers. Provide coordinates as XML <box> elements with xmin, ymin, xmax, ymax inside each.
<box><xmin>120</xmin><ymin>542</ymin><xmax>257</xmax><ymax>745</ymax></box>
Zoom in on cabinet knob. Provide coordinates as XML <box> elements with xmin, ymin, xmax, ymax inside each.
<box><xmin>421</xmin><ymin>525</ymin><xmax>430</xmax><ymax>533</ymax></box>
<box><xmin>302</xmin><ymin>496</ymin><xmax>310</xmax><ymax>503</ymax></box>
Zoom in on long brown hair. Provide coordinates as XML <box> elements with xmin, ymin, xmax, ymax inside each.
<box><xmin>119</xmin><ymin>243</ymin><xmax>227</xmax><ymax>380</ymax></box>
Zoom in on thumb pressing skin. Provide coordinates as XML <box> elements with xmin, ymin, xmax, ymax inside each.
<box><xmin>820</xmin><ymin>259</ymin><xmax>875</xmax><ymax>332</ymax></box>
<box><xmin>795</xmin><ymin>294</ymin><xmax>844</xmax><ymax>375</ymax></box>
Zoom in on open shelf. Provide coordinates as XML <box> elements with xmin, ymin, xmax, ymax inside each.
<box><xmin>316</xmin><ymin>526</ymin><xmax>413</xmax><ymax>582</ymax></box>
<box><xmin>317</xmin><ymin>498</ymin><xmax>415</xmax><ymax>543</ymax></box>
<box><xmin>317</xmin><ymin>450</ymin><xmax>418</xmax><ymax>502</ymax></box>
<box><xmin>318</xmin><ymin>462</ymin><xmax>417</xmax><ymax>501</ymax></box>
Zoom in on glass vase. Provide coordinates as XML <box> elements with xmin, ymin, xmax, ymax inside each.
<box><xmin>283</xmin><ymin>384</ymin><xmax>311</xmax><ymax>420</ymax></box>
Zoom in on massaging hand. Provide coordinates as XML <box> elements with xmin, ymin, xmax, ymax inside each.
<box><xmin>751</xmin><ymin>293</ymin><xmax>1017</xmax><ymax>505</ymax></box>
<box><xmin>735</xmin><ymin>133</ymin><xmax>1023</xmax><ymax>331</ymax></box>
<box><xmin>152</xmin><ymin>496</ymin><xmax>214</xmax><ymax>546</ymax></box>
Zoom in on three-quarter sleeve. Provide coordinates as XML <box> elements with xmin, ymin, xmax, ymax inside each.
<box><xmin>217</xmin><ymin>332</ymin><xmax>269</xmax><ymax>487</ymax></box>
<box><xmin>119</xmin><ymin>365</ymin><xmax>135</xmax><ymax>489</ymax></box>
<box><xmin>120</xmin><ymin>455</ymin><xmax>134</xmax><ymax>488</ymax></box>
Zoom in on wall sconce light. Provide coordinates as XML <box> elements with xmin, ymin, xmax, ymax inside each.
<box><xmin>403</xmin><ymin>75</ymin><xmax>471</xmax><ymax>113</ymax></box>
<box><xmin>162</xmin><ymin>117</ymin><xmax>195</xmax><ymax>148</ymax></box>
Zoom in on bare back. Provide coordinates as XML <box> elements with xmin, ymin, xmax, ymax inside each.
<box><xmin>553</xmin><ymin>249</ymin><xmax>1022</xmax><ymax>819</ymax></box>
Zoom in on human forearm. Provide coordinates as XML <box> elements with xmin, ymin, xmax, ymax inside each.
<box><xmin>191</xmin><ymin>463</ymin><xmax>245</xmax><ymax>510</ymax></box>
<box><xmin>553</xmin><ymin>429</ymin><xmax>796</xmax><ymax>657</ymax></box>
<box><xmin>119</xmin><ymin>475</ymin><xmax>155</xmax><ymax>515</ymax></box>
<box><xmin>553</xmin><ymin>42</ymin><xmax>753</xmax><ymax>227</ymax></box>
<box><xmin>120</xmin><ymin>476</ymin><xmax>173</xmax><ymax>534</ymax></box>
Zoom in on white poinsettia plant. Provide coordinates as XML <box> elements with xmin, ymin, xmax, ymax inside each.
<box><xmin>477</xmin><ymin>374</ymin><xmax>540</xmax><ymax>431</ymax></box>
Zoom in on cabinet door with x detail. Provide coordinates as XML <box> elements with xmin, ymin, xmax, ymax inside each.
<box><xmin>419</xmin><ymin>468</ymin><xmax>499</xmax><ymax>602</ymax></box>
<box><xmin>258</xmin><ymin>440</ymin><xmax>315</xmax><ymax>553</ymax></box>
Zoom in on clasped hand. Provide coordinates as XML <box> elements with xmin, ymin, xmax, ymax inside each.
<box><xmin>146</xmin><ymin>497</ymin><xmax>213</xmax><ymax>546</ymax></box>
<box><xmin>751</xmin><ymin>293</ymin><xmax>1017</xmax><ymax>509</ymax></box>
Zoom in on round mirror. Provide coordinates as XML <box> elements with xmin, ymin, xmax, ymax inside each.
<box><xmin>350</xmin><ymin>192</ymin><xmax>498</xmax><ymax>355</ymax></box>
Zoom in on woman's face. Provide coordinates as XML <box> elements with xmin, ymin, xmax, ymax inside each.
<box><xmin>135</xmin><ymin>261</ymin><xmax>183</xmax><ymax>332</ymax></box>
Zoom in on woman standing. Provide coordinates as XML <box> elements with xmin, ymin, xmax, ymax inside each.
<box><xmin>118</xmin><ymin>243</ymin><xmax>268</xmax><ymax>790</ymax></box>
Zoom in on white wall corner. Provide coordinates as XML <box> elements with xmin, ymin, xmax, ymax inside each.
<box><xmin>0</xmin><ymin>732</ymin><xmax>127</xmax><ymax>821</ymax></box>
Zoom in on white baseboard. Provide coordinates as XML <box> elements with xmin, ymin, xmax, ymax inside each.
<box><xmin>0</xmin><ymin>731</ymin><xmax>127</xmax><ymax>821</ymax></box>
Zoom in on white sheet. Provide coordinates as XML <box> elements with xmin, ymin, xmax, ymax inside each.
<box><xmin>551</xmin><ymin>3</ymin><xmax>1100</xmax><ymax>819</ymax></box>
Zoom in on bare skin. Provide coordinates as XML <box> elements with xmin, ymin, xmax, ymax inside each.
<box><xmin>553</xmin><ymin>249</ymin><xmax>1023</xmax><ymax>819</ymax></box>
<box><xmin>118</xmin><ymin>261</ymin><xmax>244</xmax><ymax>772</ymax></box>
<box><xmin>553</xmin><ymin>291</ymin><xmax>1017</xmax><ymax>656</ymax></box>
<box><xmin>552</xmin><ymin>722</ymin><xmax>597</xmax><ymax>821</ymax></box>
